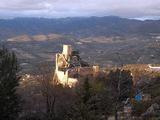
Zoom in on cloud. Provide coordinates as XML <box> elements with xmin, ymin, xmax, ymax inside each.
<box><xmin>0</xmin><ymin>0</ymin><xmax>159</xmax><ymax>19</ymax></box>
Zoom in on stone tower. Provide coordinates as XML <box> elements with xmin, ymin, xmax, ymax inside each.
<box><xmin>54</xmin><ymin>45</ymin><xmax>78</xmax><ymax>87</ymax></box>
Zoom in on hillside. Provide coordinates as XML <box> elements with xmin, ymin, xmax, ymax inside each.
<box><xmin>0</xmin><ymin>16</ymin><xmax>160</xmax><ymax>39</ymax></box>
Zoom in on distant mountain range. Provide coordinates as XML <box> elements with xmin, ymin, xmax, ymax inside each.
<box><xmin>1</xmin><ymin>16</ymin><xmax>160</xmax><ymax>39</ymax></box>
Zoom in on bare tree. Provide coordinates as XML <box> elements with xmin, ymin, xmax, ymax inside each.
<box><xmin>36</xmin><ymin>62</ymin><xmax>56</xmax><ymax>120</ymax></box>
<box><xmin>107</xmin><ymin>69</ymin><xmax>133</xmax><ymax>120</ymax></box>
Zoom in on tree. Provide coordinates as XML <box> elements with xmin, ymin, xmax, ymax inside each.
<box><xmin>81</xmin><ymin>77</ymin><xmax>92</xmax><ymax>104</ymax></box>
<box><xmin>37</xmin><ymin>63</ymin><xmax>56</xmax><ymax>120</ymax></box>
<box><xmin>65</xmin><ymin>74</ymin><xmax>115</xmax><ymax>120</ymax></box>
<box><xmin>67</xmin><ymin>77</ymin><xmax>94</xmax><ymax>120</ymax></box>
<box><xmin>107</xmin><ymin>69</ymin><xmax>133</xmax><ymax>120</ymax></box>
<box><xmin>0</xmin><ymin>47</ymin><xmax>21</xmax><ymax>120</ymax></box>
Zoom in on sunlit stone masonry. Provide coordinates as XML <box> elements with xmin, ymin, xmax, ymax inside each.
<box><xmin>54</xmin><ymin>44</ymin><xmax>100</xmax><ymax>87</ymax></box>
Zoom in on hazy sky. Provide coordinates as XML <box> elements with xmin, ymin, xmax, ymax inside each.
<box><xmin>0</xmin><ymin>0</ymin><xmax>160</xmax><ymax>19</ymax></box>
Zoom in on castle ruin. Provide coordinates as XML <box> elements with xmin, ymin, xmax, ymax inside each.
<box><xmin>54</xmin><ymin>45</ymin><xmax>100</xmax><ymax>87</ymax></box>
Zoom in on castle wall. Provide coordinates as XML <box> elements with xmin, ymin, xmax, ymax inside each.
<box><xmin>55</xmin><ymin>69</ymin><xmax>78</xmax><ymax>87</ymax></box>
<box><xmin>68</xmin><ymin>78</ymin><xmax>78</xmax><ymax>87</ymax></box>
<box><xmin>78</xmin><ymin>67</ymin><xmax>93</xmax><ymax>76</ymax></box>
<box><xmin>56</xmin><ymin>70</ymin><xmax>66</xmax><ymax>83</ymax></box>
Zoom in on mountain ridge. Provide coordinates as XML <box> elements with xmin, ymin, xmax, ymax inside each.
<box><xmin>0</xmin><ymin>16</ymin><xmax>160</xmax><ymax>40</ymax></box>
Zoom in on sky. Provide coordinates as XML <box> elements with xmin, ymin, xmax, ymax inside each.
<box><xmin>0</xmin><ymin>0</ymin><xmax>160</xmax><ymax>19</ymax></box>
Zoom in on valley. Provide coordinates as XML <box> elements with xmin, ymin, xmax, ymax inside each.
<box><xmin>0</xmin><ymin>16</ymin><xmax>160</xmax><ymax>73</ymax></box>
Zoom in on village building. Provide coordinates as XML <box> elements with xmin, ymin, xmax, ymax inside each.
<box><xmin>148</xmin><ymin>64</ymin><xmax>160</xmax><ymax>72</ymax></box>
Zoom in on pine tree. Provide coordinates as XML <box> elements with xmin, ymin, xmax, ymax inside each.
<box><xmin>0</xmin><ymin>47</ymin><xmax>21</xmax><ymax>120</ymax></box>
<box><xmin>107</xmin><ymin>69</ymin><xmax>133</xmax><ymax>120</ymax></box>
<box><xmin>67</xmin><ymin>77</ymin><xmax>93</xmax><ymax>120</ymax></box>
